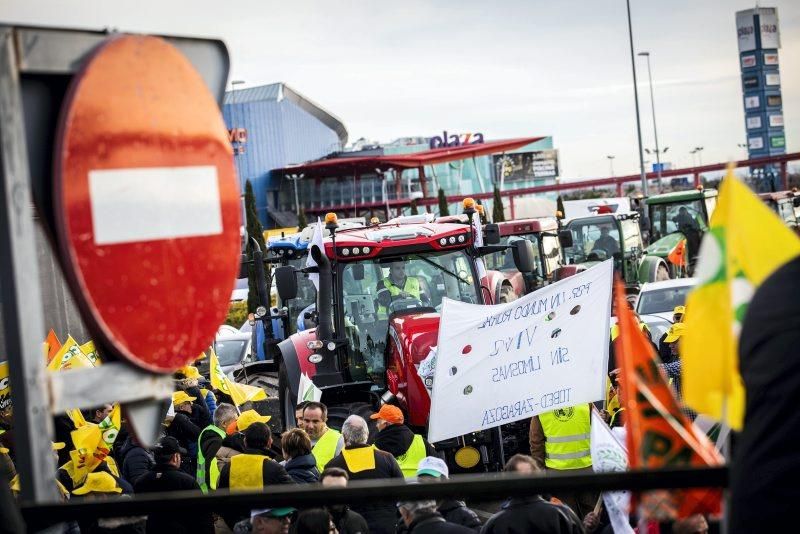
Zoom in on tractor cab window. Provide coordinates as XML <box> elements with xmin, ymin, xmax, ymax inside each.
<box><xmin>339</xmin><ymin>250</ymin><xmax>479</xmax><ymax>382</ymax></box>
<box><xmin>484</xmin><ymin>234</ymin><xmax>543</xmax><ymax>276</ymax></box>
<box><xmin>619</xmin><ymin>218</ymin><xmax>643</xmax><ymax>253</ymax></box>
<box><xmin>777</xmin><ymin>199</ymin><xmax>796</xmax><ymax>225</ymax></box>
<box><xmin>284</xmin><ymin>257</ymin><xmax>319</xmax><ymax>334</ymax></box>
<box><xmin>564</xmin><ymin>217</ymin><xmax>620</xmax><ymax>263</ymax></box>
<box><xmin>650</xmin><ymin>199</ymin><xmax>707</xmax><ymax>241</ymax></box>
<box><xmin>541</xmin><ymin>235</ymin><xmax>561</xmax><ymax>276</ymax></box>
<box><xmin>704</xmin><ymin>195</ymin><xmax>717</xmax><ymax>221</ymax></box>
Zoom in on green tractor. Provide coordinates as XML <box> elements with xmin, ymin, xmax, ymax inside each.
<box><xmin>562</xmin><ymin>211</ymin><xmax>670</xmax><ymax>296</ymax></box>
<box><xmin>644</xmin><ymin>188</ymin><xmax>718</xmax><ymax>276</ymax></box>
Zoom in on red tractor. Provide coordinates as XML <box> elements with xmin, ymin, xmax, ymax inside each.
<box><xmin>273</xmin><ymin>208</ymin><xmax>538</xmax><ymax>472</ymax></box>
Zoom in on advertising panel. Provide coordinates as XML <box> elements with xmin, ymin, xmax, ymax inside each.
<box><xmin>741</xmin><ymin>54</ymin><xmax>757</xmax><ymax>68</ymax></box>
<box><xmin>494</xmin><ymin>149</ymin><xmax>559</xmax><ymax>182</ymax></box>
<box><xmin>746</xmin><ymin>116</ymin><xmax>762</xmax><ymax>130</ymax></box>
<box><xmin>745</xmin><ymin>95</ymin><xmax>760</xmax><ymax>109</ymax></box>
<box><xmin>767</xmin><ymin>94</ymin><xmax>782</xmax><ymax>107</ymax></box>
<box><xmin>765</xmin><ymin>73</ymin><xmax>781</xmax><ymax>86</ymax></box>
<box><xmin>764</xmin><ymin>52</ymin><xmax>779</xmax><ymax>65</ymax></box>
<box><xmin>749</xmin><ymin>136</ymin><xmax>764</xmax><ymax>150</ymax></box>
<box><xmin>743</xmin><ymin>75</ymin><xmax>759</xmax><ymax>89</ymax></box>
<box><xmin>769</xmin><ymin>114</ymin><xmax>784</xmax><ymax>127</ymax></box>
<box><xmin>770</xmin><ymin>135</ymin><xmax>786</xmax><ymax>149</ymax></box>
<box><xmin>736</xmin><ymin>10</ymin><xmax>756</xmax><ymax>52</ymax></box>
<box><xmin>759</xmin><ymin>7</ymin><xmax>781</xmax><ymax>49</ymax></box>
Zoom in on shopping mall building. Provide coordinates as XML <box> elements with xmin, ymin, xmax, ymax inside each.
<box><xmin>224</xmin><ymin>83</ymin><xmax>559</xmax><ymax>227</ymax></box>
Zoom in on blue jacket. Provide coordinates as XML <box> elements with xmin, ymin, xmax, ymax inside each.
<box><xmin>284</xmin><ymin>453</ymin><xmax>320</xmax><ymax>484</ymax></box>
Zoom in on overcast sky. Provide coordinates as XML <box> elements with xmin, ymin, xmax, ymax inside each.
<box><xmin>3</xmin><ymin>0</ymin><xmax>798</xmax><ymax>179</ymax></box>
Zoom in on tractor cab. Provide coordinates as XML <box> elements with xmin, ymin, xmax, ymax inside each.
<box><xmin>645</xmin><ymin>188</ymin><xmax>717</xmax><ymax>275</ymax></box>
<box><xmin>759</xmin><ymin>190</ymin><xmax>800</xmax><ymax>229</ymax></box>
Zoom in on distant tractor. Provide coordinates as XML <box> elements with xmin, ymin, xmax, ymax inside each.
<box><xmin>562</xmin><ymin>211</ymin><xmax>670</xmax><ymax>295</ymax></box>
<box><xmin>759</xmin><ymin>190</ymin><xmax>800</xmax><ymax>230</ymax></box>
<box><xmin>645</xmin><ymin>188</ymin><xmax>718</xmax><ymax>276</ymax></box>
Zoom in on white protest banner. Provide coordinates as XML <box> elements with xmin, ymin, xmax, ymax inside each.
<box><xmin>591</xmin><ymin>409</ymin><xmax>634</xmax><ymax>534</ymax></box>
<box><xmin>298</xmin><ymin>372</ymin><xmax>323</xmax><ymax>405</ymax></box>
<box><xmin>428</xmin><ymin>260</ymin><xmax>613</xmax><ymax>442</ymax></box>
<box><xmin>306</xmin><ymin>218</ymin><xmax>324</xmax><ymax>291</ymax></box>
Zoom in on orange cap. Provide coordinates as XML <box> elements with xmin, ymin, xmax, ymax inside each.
<box><xmin>370</xmin><ymin>404</ymin><xmax>404</xmax><ymax>424</ymax></box>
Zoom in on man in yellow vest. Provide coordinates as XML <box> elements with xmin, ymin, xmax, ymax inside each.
<box><xmin>196</xmin><ymin>402</ymin><xmax>238</xmax><ymax>493</ymax></box>
<box><xmin>216</xmin><ymin>422</ymin><xmax>294</xmax><ymax>529</ymax></box>
<box><xmin>325</xmin><ymin>415</ymin><xmax>403</xmax><ymax>534</ymax></box>
<box><xmin>529</xmin><ymin>404</ymin><xmax>598</xmax><ymax>519</ymax></box>
<box><xmin>370</xmin><ymin>404</ymin><xmax>435</xmax><ymax>478</ymax></box>
<box><xmin>303</xmin><ymin>401</ymin><xmax>344</xmax><ymax>472</ymax></box>
<box><xmin>376</xmin><ymin>261</ymin><xmax>427</xmax><ymax>319</ymax></box>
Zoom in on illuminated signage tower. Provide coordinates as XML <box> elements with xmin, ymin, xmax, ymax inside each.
<box><xmin>736</xmin><ymin>7</ymin><xmax>785</xmax><ymax>190</ymax></box>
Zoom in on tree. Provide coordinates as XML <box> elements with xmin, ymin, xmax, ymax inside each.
<box><xmin>492</xmin><ymin>186</ymin><xmax>505</xmax><ymax>222</ymax></box>
<box><xmin>297</xmin><ymin>206</ymin><xmax>308</xmax><ymax>229</ymax></box>
<box><xmin>409</xmin><ymin>199</ymin><xmax>419</xmax><ymax>215</ymax></box>
<box><xmin>437</xmin><ymin>188</ymin><xmax>449</xmax><ymax>216</ymax></box>
<box><xmin>244</xmin><ymin>180</ymin><xmax>269</xmax><ymax>314</ymax></box>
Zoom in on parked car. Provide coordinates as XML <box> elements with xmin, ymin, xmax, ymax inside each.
<box><xmin>635</xmin><ymin>278</ymin><xmax>698</xmax><ymax>346</ymax></box>
<box><xmin>197</xmin><ymin>330</ymin><xmax>252</xmax><ymax>379</ymax></box>
<box><xmin>231</xmin><ymin>277</ymin><xmax>248</xmax><ymax>302</ymax></box>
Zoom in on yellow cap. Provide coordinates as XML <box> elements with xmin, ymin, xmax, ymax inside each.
<box><xmin>178</xmin><ymin>365</ymin><xmax>202</xmax><ymax>380</ymax></box>
<box><xmin>237</xmin><ymin>409</ymin><xmax>271</xmax><ymax>432</ymax></box>
<box><xmin>664</xmin><ymin>322</ymin><xmax>686</xmax><ymax>343</ymax></box>
<box><xmin>673</xmin><ymin>305</ymin><xmax>685</xmax><ymax>317</ymax></box>
<box><xmin>0</xmin><ymin>446</ymin><xmax>8</xmax><ymax>454</ymax></box>
<box><xmin>462</xmin><ymin>197</ymin><xmax>476</xmax><ymax>210</ymax></box>
<box><xmin>172</xmin><ymin>391</ymin><xmax>196</xmax><ymax>406</ymax></box>
<box><xmin>72</xmin><ymin>472</ymin><xmax>122</xmax><ymax>495</ymax></box>
<box><xmin>52</xmin><ymin>442</ymin><xmax>66</xmax><ymax>451</ymax></box>
<box><xmin>476</xmin><ymin>204</ymin><xmax>484</xmax><ymax>214</ymax></box>
<box><xmin>325</xmin><ymin>212</ymin><xmax>338</xmax><ymax>225</ymax></box>
<box><xmin>610</xmin><ymin>324</ymin><xmax>620</xmax><ymax>341</ymax></box>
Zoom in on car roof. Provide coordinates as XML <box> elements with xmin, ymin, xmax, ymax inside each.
<box><xmin>639</xmin><ymin>278</ymin><xmax>698</xmax><ymax>292</ymax></box>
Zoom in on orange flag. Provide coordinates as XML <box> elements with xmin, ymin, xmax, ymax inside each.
<box><xmin>613</xmin><ymin>278</ymin><xmax>722</xmax><ymax>520</ymax></box>
<box><xmin>667</xmin><ymin>239</ymin><xmax>686</xmax><ymax>267</ymax></box>
<box><xmin>46</xmin><ymin>329</ymin><xmax>62</xmax><ymax>362</ymax></box>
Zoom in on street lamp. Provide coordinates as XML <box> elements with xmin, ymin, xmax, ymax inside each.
<box><xmin>638</xmin><ymin>51</ymin><xmax>663</xmax><ymax>192</ymax></box>
<box><xmin>737</xmin><ymin>143</ymin><xmax>748</xmax><ymax>159</ymax></box>
<box><xmin>625</xmin><ymin>0</ymin><xmax>648</xmax><ymax>196</ymax></box>
<box><xmin>694</xmin><ymin>146</ymin><xmax>704</xmax><ymax>166</ymax></box>
<box><xmin>606</xmin><ymin>155</ymin><xmax>616</xmax><ymax>177</ymax></box>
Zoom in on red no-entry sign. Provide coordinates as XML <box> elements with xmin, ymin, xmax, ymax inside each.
<box><xmin>54</xmin><ymin>35</ymin><xmax>240</xmax><ymax>373</ymax></box>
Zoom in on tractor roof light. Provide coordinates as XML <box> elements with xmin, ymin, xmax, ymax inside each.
<box><xmin>476</xmin><ymin>204</ymin><xmax>484</xmax><ymax>215</ymax></box>
<box><xmin>325</xmin><ymin>212</ymin><xmax>339</xmax><ymax>231</ymax></box>
<box><xmin>462</xmin><ymin>197</ymin><xmax>476</xmax><ymax>210</ymax></box>
<box><xmin>370</xmin><ymin>216</ymin><xmax>381</xmax><ymax>225</ymax></box>
<box><xmin>696</xmin><ymin>185</ymin><xmax>704</xmax><ymax>191</ymax></box>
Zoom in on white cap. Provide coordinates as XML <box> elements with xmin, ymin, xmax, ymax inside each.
<box><xmin>416</xmin><ymin>456</ymin><xmax>449</xmax><ymax>479</ymax></box>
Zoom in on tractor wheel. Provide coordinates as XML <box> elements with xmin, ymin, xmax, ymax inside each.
<box><xmin>655</xmin><ymin>263</ymin><xmax>671</xmax><ymax>282</ymax></box>
<box><xmin>278</xmin><ymin>362</ymin><xmax>296</xmax><ymax>432</ymax></box>
<box><xmin>498</xmin><ymin>284</ymin><xmax>517</xmax><ymax>304</ymax></box>
<box><xmin>326</xmin><ymin>402</ymin><xmax>379</xmax><ymax>443</ymax></box>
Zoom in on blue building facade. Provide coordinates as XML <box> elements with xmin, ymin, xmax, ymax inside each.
<box><xmin>223</xmin><ymin>83</ymin><xmax>347</xmax><ymax>227</ymax></box>
<box><xmin>736</xmin><ymin>7</ymin><xmax>786</xmax><ymax>191</ymax></box>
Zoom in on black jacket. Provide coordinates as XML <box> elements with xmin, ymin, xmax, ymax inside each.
<box><xmin>325</xmin><ymin>445</ymin><xmax>404</xmax><ymax>534</ymax></box>
<box><xmin>284</xmin><ymin>453</ymin><xmax>320</xmax><ymax>484</ymax></box>
<box><xmin>407</xmin><ymin>512</ymin><xmax>476</xmax><ymax>534</ymax></box>
<box><xmin>480</xmin><ymin>496</ymin><xmax>583</xmax><ymax>534</ymax></box>
<box><xmin>119</xmin><ymin>438</ymin><xmax>154</xmax><ymax>486</ymax></box>
<box><xmin>329</xmin><ymin>506</ymin><xmax>370</xmax><ymax>534</ymax></box>
<box><xmin>373</xmin><ymin>424</ymin><xmax>436</xmax><ymax>459</ymax></box>
<box><xmin>731</xmin><ymin>255</ymin><xmax>800</xmax><ymax>534</ymax></box>
<box><xmin>133</xmin><ymin>464</ymin><xmax>214</xmax><ymax>534</ymax></box>
<box><xmin>438</xmin><ymin>501</ymin><xmax>481</xmax><ymax>532</ymax></box>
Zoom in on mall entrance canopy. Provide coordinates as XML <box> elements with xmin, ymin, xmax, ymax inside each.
<box><xmin>276</xmin><ymin>136</ymin><xmax>543</xmax><ymax>217</ymax></box>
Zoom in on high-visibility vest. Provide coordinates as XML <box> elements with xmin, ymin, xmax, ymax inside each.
<box><xmin>539</xmin><ymin>404</ymin><xmax>592</xmax><ymax>470</ymax></box>
<box><xmin>229</xmin><ymin>453</ymin><xmax>270</xmax><ymax>491</ymax></box>
<box><xmin>396</xmin><ymin>434</ymin><xmax>427</xmax><ymax>478</ymax></box>
<box><xmin>311</xmin><ymin>428</ymin><xmax>341</xmax><ymax>472</ymax></box>
<box><xmin>197</xmin><ymin>425</ymin><xmax>226</xmax><ymax>493</ymax></box>
<box><xmin>377</xmin><ymin>277</ymin><xmax>420</xmax><ymax>319</ymax></box>
<box><xmin>341</xmin><ymin>445</ymin><xmax>378</xmax><ymax>474</ymax></box>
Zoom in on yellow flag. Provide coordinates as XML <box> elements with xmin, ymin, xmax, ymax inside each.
<box><xmin>209</xmin><ymin>349</ymin><xmax>266</xmax><ymax>406</ymax></box>
<box><xmin>47</xmin><ymin>336</ymin><xmax>95</xmax><ymax>371</ymax></box>
<box><xmin>67</xmin><ymin>403</ymin><xmax>122</xmax><ymax>477</ymax></box>
<box><xmin>80</xmin><ymin>340</ymin><xmax>102</xmax><ymax>366</ymax></box>
<box><xmin>0</xmin><ymin>362</ymin><xmax>10</xmax><ymax>412</ymax></box>
<box><xmin>681</xmin><ymin>168</ymin><xmax>800</xmax><ymax>430</ymax></box>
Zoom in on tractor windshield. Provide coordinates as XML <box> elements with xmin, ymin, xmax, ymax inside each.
<box><xmin>564</xmin><ymin>216</ymin><xmax>621</xmax><ymax>264</ymax></box>
<box><xmin>484</xmin><ymin>234</ymin><xmax>544</xmax><ymax>276</ymax></box>
<box><xmin>339</xmin><ymin>249</ymin><xmax>479</xmax><ymax>382</ymax></box>
<box><xmin>285</xmin><ymin>257</ymin><xmax>318</xmax><ymax>333</ymax></box>
<box><xmin>649</xmin><ymin>199</ymin><xmax>708</xmax><ymax>241</ymax></box>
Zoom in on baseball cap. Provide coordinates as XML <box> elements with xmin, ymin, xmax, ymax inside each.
<box><xmin>177</xmin><ymin>365</ymin><xmax>202</xmax><ymax>380</ymax></box>
<box><xmin>673</xmin><ymin>305</ymin><xmax>686</xmax><ymax>318</ymax></box>
<box><xmin>251</xmin><ymin>507</ymin><xmax>296</xmax><ymax>519</ymax></box>
<box><xmin>172</xmin><ymin>391</ymin><xmax>196</xmax><ymax>406</ymax></box>
<box><xmin>72</xmin><ymin>472</ymin><xmax>122</xmax><ymax>495</ymax></box>
<box><xmin>370</xmin><ymin>404</ymin><xmax>404</xmax><ymax>424</ymax></box>
<box><xmin>664</xmin><ymin>322</ymin><xmax>686</xmax><ymax>343</ymax></box>
<box><xmin>237</xmin><ymin>409</ymin><xmax>272</xmax><ymax>432</ymax></box>
<box><xmin>153</xmin><ymin>436</ymin><xmax>188</xmax><ymax>456</ymax></box>
<box><xmin>416</xmin><ymin>456</ymin><xmax>449</xmax><ymax>479</ymax></box>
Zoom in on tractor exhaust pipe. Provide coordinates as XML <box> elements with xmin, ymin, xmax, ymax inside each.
<box><xmin>311</xmin><ymin>245</ymin><xmax>336</xmax><ymax>375</ymax></box>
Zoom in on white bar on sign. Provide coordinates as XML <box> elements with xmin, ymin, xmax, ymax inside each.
<box><xmin>88</xmin><ymin>165</ymin><xmax>223</xmax><ymax>245</ymax></box>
